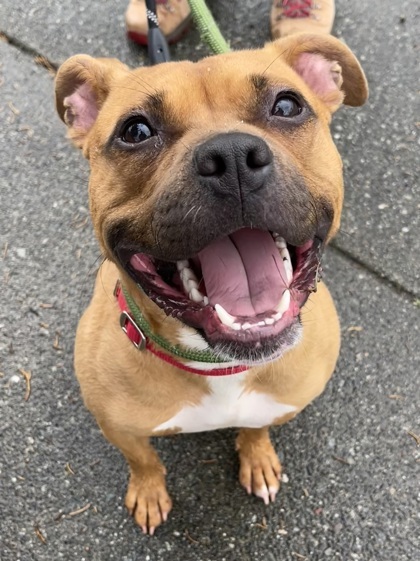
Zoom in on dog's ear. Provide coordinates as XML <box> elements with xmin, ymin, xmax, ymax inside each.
<box><xmin>55</xmin><ymin>55</ymin><xmax>128</xmax><ymax>150</ymax></box>
<box><xmin>272</xmin><ymin>33</ymin><xmax>368</xmax><ymax>112</ymax></box>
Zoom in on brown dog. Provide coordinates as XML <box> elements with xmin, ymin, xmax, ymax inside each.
<box><xmin>55</xmin><ymin>33</ymin><xmax>367</xmax><ymax>535</ymax></box>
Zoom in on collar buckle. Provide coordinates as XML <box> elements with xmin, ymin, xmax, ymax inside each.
<box><xmin>119</xmin><ymin>310</ymin><xmax>147</xmax><ymax>351</ymax></box>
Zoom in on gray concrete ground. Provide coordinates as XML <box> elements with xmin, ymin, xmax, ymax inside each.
<box><xmin>0</xmin><ymin>1</ymin><xmax>419</xmax><ymax>560</ymax></box>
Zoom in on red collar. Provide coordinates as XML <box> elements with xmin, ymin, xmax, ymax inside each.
<box><xmin>115</xmin><ymin>282</ymin><xmax>249</xmax><ymax>377</ymax></box>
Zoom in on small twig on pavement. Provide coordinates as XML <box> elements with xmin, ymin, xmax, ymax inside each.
<box><xmin>254</xmin><ymin>516</ymin><xmax>267</xmax><ymax>530</ymax></box>
<box><xmin>332</xmin><ymin>455</ymin><xmax>350</xmax><ymax>465</ymax></box>
<box><xmin>8</xmin><ymin>101</ymin><xmax>20</xmax><ymax>115</ymax></box>
<box><xmin>53</xmin><ymin>332</ymin><xmax>62</xmax><ymax>351</ymax></box>
<box><xmin>34</xmin><ymin>524</ymin><xmax>47</xmax><ymax>544</ymax></box>
<box><xmin>67</xmin><ymin>503</ymin><xmax>91</xmax><ymax>517</ymax></box>
<box><xmin>184</xmin><ymin>529</ymin><xmax>200</xmax><ymax>544</ymax></box>
<box><xmin>19</xmin><ymin>368</ymin><xmax>32</xmax><ymax>401</ymax></box>
<box><xmin>65</xmin><ymin>462</ymin><xmax>75</xmax><ymax>475</ymax></box>
<box><xmin>406</xmin><ymin>430</ymin><xmax>420</xmax><ymax>446</ymax></box>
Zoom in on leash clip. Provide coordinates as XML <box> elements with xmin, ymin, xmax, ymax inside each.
<box><xmin>119</xmin><ymin>311</ymin><xmax>147</xmax><ymax>351</ymax></box>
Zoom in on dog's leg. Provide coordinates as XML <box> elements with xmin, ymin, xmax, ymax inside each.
<box><xmin>101</xmin><ymin>427</ymin><xmax>172</xmax><ymax>534</ymax></box>
<box><xmin>236</xmin><ymin>427</ymin><xmax>282</xmax><ymax>505</ymax></box>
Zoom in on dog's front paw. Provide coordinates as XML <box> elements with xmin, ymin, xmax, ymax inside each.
<box><xmin>125</xmin><ymin>473</ymin><xmax>172</xmax><ymax>535</ymax></box>
<box><xmin>236</xmin><ymin>428</ymin><xmax>282</xmax><ymax>505</ymax></box>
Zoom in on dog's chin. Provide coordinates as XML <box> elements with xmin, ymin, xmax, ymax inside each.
<box><xmin>116</xmin><ymin>228</ymin><xmax>322</xmax><ymax>364</ymax></box>
<box><xmin>199</xmin><ymin>320</ymin><xmax>303</xmax><ymax>364</ymax></box>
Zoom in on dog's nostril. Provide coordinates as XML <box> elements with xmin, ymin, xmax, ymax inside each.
<box><xmin>246</xmin><ymin>145</ymin><xmax>272</xmax><ymax>170</ymax></box>
<box><xmin>197</xmin><ymin>154</ymin><xmax>227</xmax><ymax>177</ymax></box>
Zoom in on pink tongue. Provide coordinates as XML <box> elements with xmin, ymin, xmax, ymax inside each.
<box><xmin>198</xmin><ymin>229</ymin><xmax>289</xmax><ymax>317</ymax></box>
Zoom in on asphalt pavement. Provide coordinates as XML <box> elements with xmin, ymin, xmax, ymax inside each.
<box><xmin>0</xmin><ymin>1</ymin><xmax>419</xmax><ymax>560</ymax></box>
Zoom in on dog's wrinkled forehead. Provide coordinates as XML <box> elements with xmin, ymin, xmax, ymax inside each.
<box><xmin>55</xmin><ymin>33</ymin><xmax>367</xmax><ymax>151</ymax></box>
<box><xmin>98</xmin><ymin>60</ymin><xmax>282</xmax><ymax>133</ymax></box>
<box><xmin>102</xmin><ymin>55</ymin><xmax>324</xmax><ymax>132</ymax></box>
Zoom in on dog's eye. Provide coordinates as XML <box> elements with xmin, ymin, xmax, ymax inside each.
<box><xmin>121</xmin><ymin>119</ymin><xmax>153</xmax><ymax>143</ymax></box>
<box><xmin>272</xmin><ymin>94</ymin><xmax>302</xmax><ymax>118</ymax></box>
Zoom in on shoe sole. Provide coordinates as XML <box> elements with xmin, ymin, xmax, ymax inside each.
<box><xmin>127</xmin><ymin>15</ymin><xmax>192</xmax><ymax>47</ymax></box>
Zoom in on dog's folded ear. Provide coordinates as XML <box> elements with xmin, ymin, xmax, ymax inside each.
<box><xmin>272</xmin><ymin>33</ymin><xmax>368</xmax><ymax>112</ymax></box>
<box><xmin>55</xmin><ymin>55</ymin><xmax>128</xmax><ymax>151</ymax></box>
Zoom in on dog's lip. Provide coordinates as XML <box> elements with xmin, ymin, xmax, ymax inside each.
<box><xmin>115</xmin><ymin>230</ymin><xmax>322</xmax><ymax>353</ymax></box>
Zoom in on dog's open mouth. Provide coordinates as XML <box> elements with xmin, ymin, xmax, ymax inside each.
<box><xmin>120</xmin><ymin>228</ymin><xmax>322</xmax><ymax>360</ymax></box>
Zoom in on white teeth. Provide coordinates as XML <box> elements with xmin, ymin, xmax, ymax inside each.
<box><xmin>283</xmin><ymin>260</ymin><xmax>293</xmax><ymax>284</ymax></box>
<box><xmin>203</xmin><ymin>296</ymin><xmax>209</xmax><ymax>305</ymax></box>
<box><xmin>273</xmin><ymin>236</ymin><xmax>293</xmax><ymax>283</ymax></box>
<box><xmin>177</xmin><ymin>260</ymin><xmax>204</xmax><ymax>302</ymax></box>
<box><xmin>177</xmin><ymin>260</ymin><xmax>189</xmax><ymax>271</ymax></box>
<box><xmin>275</xmin><ymin>289</ymin><xmax>291</xmax><ymax>317</ymax></box>
<box><xmin>279</xmin><ymin>247</ymin><xmax>293</xmax><ymax>282</ymax></box>
<box><xmin>187</xmin><ymin>278</ymin><xmax>199</xmax><ymax>291</ymax></box>
<box><xmin>189</xmin><ymin>288</ymin><xmax>204</xmax><ymax>303</ymax></box>
<box><xmin>215</xmin><ymin>303</ymin><xmax>236</xmax><ymax>327</ymax></box>
<box><xmin>275</xmin><ymin>238</ymin><xmax>287</xmax><ymax>249</ymax></box>
<box><xmin>214</xmin><ymin>291</ymin><xmax>291</xmax><ymax>330</ymax></box>
<box><xmin>279</xmin><ymin>247</ymin><xmax>290</xmax><ymax>261</ymax></box>
<box><xmin>181</xmin><ymin>267</ymin><xmax>197</xmax><ymax>283</ymax></box>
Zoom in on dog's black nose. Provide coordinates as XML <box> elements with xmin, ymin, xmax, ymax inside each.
<box><xmin>194</xmin><ymin>132</ymin><xmax>273</xmax><ymax>197</ymax></box>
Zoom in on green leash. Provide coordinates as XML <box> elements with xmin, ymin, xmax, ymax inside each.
<box><xmin>122</xmin><ymin>286</ymin><xmax>224</xmax><ymax>363</ymax></box>
<box><xmin>187</xmin><ymin>0</ymin><xmax>231</xmax><ymax>54</ymax></box>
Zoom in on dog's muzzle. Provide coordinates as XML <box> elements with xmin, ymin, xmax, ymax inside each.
<box><xmin>110</xmin><ymin>132</ymin><xmax>331</xmax><ymax>362</ymax></box>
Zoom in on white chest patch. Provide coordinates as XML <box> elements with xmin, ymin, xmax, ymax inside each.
<box><xmin>154</xmin><ymin>372</ymin><xmax>297</xmax><ymax>433</ymax></box>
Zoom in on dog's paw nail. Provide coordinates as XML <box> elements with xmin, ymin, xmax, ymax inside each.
<box><xmin>141</xmin><ymin>525</ymin><xmax>148</xmax><ymax>534</ymax></box>
<box><xmin>149</xmin><ymin>526</ymin><xmax>155</xmax><ymax>536</ymax></box>
<box><xmin>256</xmin><ymin>487</ymin><xmax>270</xmax><ymax>505</ymax></box>
<box><xmin>246</xmin><ymin>485</ymin><xmax>252</xmax><ymax>495</ymax></box>
<box><xmin>269</xmin><ymin>487</ymin><xmax>278</xmax><ymax>502</ymax></box>
<box><xmin>162</xmin><ymin>511</ymin><xmax>168</xmax><ymax>522</ymax></box>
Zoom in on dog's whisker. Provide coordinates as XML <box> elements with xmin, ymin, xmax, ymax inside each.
<box><xmin>192</xmin><ymin>205</ymin><xmax>202</xmax><ymax>227</ymax></box>
<box><xmin>87</xmin><ymin>253</ymin><xmax>107</xmax><ymax>278</ymax></box>
<box><xmin>335</xmin><ymin>228</ymin><xmax>354</xmax><ymax>239</ymax></box>
<box><xmin>150</xmin><ymin>213</ymin><xmax>165</xmax><ymax>256</ymax></box>
<box><xmin>261</xmin><ymin>47</ymin><xmax>289</xmax><ymax>76</ymax></box>
<box><xmin>181</xmin><ymin>205</ymin><xmax>197</xmax><ymax>223</ymax></box>
<box><xmin>179</xmin><ymin>137</ymin><xmax>191</xmax><ymax>152</ymax></box>
<box><xmin>77</xmin><ymin>253</ymin><xmax>107</xmax><ymax>304</ymax></box>
<box><xmin>124</xmin><ymin>68</ymin><xmax>159</xmax><ymax>95</ymax></box>
<box><xmin>112</xmin><ymin>84</ymin><xmax>152</xmax><ymax>96</ymax></box>
<box><xmin>98</xmin><ymin>258</ymin><xmax>119</xmax><ymax>305</ymax></box>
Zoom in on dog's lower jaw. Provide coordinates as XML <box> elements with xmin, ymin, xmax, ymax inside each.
<box><xmin>210</xmin><ymin>320</ymin><xmax>304</xmax><ymax>365</ymax></box>
<box><xmin>177</xmin><ymin>319</ymin><xmax>304</xmax><ymax>367</ymax></box>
